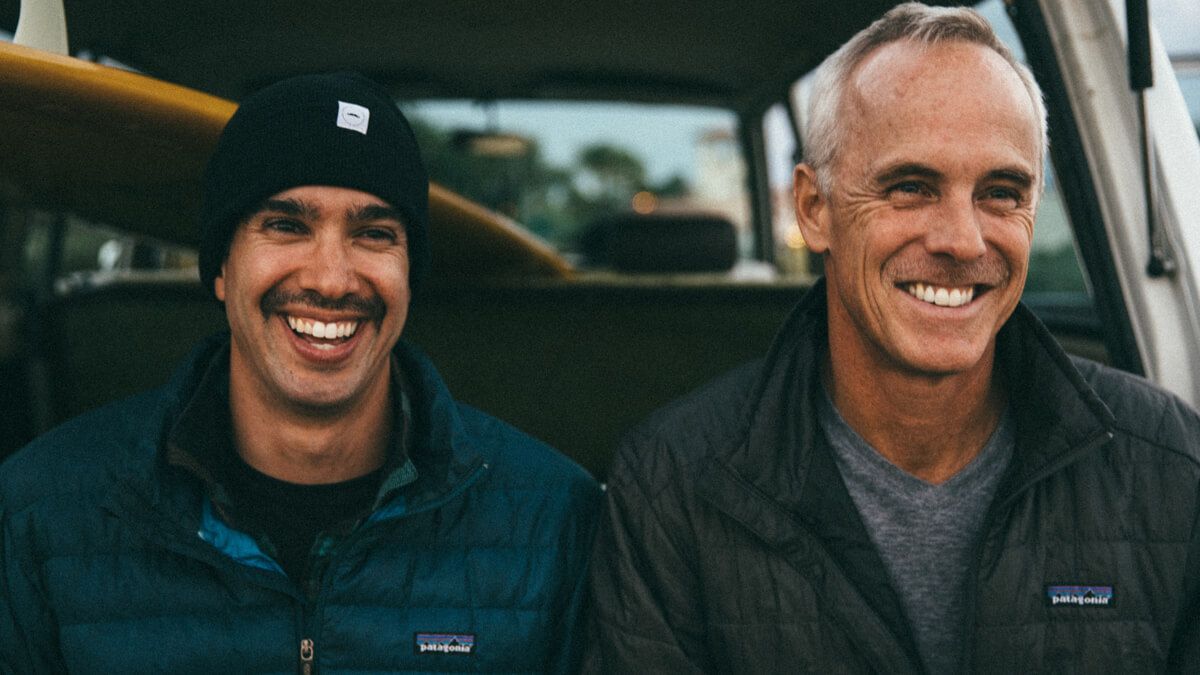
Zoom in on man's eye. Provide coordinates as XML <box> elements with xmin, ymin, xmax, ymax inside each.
<box><xmin>984</xmin><ymin>186</ymin><xmax>1022</xmax><ymax>199</ymax></box>
<box><xmin>360</xmin><ymin>227</ymin><xmax>399</xmax><ymax>243</ymax></box>
<box><xmin>888</xmin><ymin>181</ymin><xmax>932</xmax><ymax>199</ymax></box>
<box><xmin>981</xmin><ymin>187</ymin><xmax>1023</xmax><ymax>205</ymax></box>
<box><xmin>264</xmin><ymin>218</ymin><xmax>305</xmax><ymax>234</ymax></box>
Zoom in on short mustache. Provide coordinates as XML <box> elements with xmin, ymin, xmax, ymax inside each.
<box><xmin>260</xmin><ymin>288</ymin><xmax>386</xmax><ymax>325</ymax></box>
<box><xmin>885</xmin><ymin>254</ymin><xmax>1010</xmax><ymax>287</ymax></box>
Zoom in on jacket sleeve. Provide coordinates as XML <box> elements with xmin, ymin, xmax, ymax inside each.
<box><xmin>1167</xmin><ymin>484</ymin><xmax>1200</xmax><ymax>672</ymax></box>
<box><xmin>0</xmin><ymin>503</ymin><xmax>65</xmax><ymax>673</ymax></box>
<box><xmin>545</xmin><ymin>477</ymin><xmax>602</xmax><ymax>675</ymax></box>
<box><xmin>582</xmin><ymin>436</ymin><xmax>708</xmax><ymax>673</ymax></box>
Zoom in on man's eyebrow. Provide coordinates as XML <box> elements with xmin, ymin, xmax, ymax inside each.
<box><xmin>255</xmin><ymin>198</ymin><xmax>318</xmax><ymax>219</ymax></box>
<box><xmin>985</xmin><ymin>167</ymin><xmax>1036</xmax><ymax>188</ymax></box>
<box><xmin>348</xmin><ymin>204</ymin><xmax>406</xmax><ymax>225</ymax></box>
<box><xmin>871</xmin><ymin>163</ymin><xmax>1036</xmax><ymax>190</ymax></box>
<box><xmin>872</xmin><ymin>163</ymin><xmax>943</xmax><ymax>185</ymax></box>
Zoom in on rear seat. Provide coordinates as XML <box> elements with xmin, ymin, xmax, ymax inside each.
<box><xmin>39</xmin><ymin>272</ymin><xmax>225</xmax><ymax>424</ymax></box>
<box><xmin>38</xmin><ymin>273</ymin><xmax>803</xmax><ymax>477</ymax></box>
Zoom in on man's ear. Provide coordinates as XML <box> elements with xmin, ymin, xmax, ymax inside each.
<box><xmin>214</xmin><ymin>264</ymin><xmax>227</xmax><ymax>302</ymax></box>
<box><xmin>793</xmin><ymin>163</ymin><xmax>831</xmax><ymax>254</ymax></box>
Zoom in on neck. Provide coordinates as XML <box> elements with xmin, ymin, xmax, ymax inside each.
<box><xmin>228</xmin><ymin>373</ymin><xmax>393</xmax><ymax>486</ymax></box>
<box><xmin>824</xmin><ymin>341</ymin><xmax>1006</xmax><ymax>485</ymax></box>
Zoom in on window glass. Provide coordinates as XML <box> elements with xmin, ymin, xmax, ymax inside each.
<box><xmin>1152</xmin><ymin>0</ymin><xmax>1200</xmax><ymax>138</ymax></box>
<box><xmin>19</xmin><ymin>211</ymin><xmax>56</xmax><ymax>290</ymax></box>
<box><xmin>19</xmin><ymin>211</ymin><xmax>197</xmax><ymax>295</ymax></box>
<box><xmin>971</xmin><ymin>0</ymin><xmax>1089</xmax><ymax>297</ymax></box>
<box><xmin>1175</xmin><ymin>59</ymin><xmax>1200</xmax><ymax>138</ymax></box>
<box><xmin>762</xmin><ymin>103</ymin><xmax>813</xmax><ymax>278</ymax></box>
<box><xmin>401</xmin><ymin>100</ymin><xmax>751</xmax><ymax>267</ymax></box>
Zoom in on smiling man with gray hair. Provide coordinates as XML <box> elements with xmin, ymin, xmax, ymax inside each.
<box><xmin>586</xmin><ymin>3</ymin><xmax>1200</xmax><ymax>672</ymax></box>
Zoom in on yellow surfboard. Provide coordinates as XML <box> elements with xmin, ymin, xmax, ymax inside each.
<box><xmin>0</xmin><ymin>41</ymin><xmax>571</xmax><ymax>282</ymax></box>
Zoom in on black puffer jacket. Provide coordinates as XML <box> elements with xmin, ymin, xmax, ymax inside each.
<box><xmin>586</xmin><ymin>285</ymin><xmax>1200</xmax><ymax>673</ymax></box>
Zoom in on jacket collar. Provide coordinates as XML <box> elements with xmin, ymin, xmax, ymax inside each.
<box><xmin>990</xmin><ymin>303</ymin><xmax>1116</xmax><ymax>508</ymax></box>
<box><xmin>699</xmin><ymin>279</ymin><xmax>829</xmax><ymax>520</ymax></box>
<box><xmin>703</xmin><ymin>280</ymin><xmax>1116</xmax><ymax>521</ymax></box>
<box><xmin>108</xmin><ymin>332</ymin><xmax>484</xmax><ymax>526</ymax></box>
<box><xmin>385</xmin><ymin>340</ymin><xmax>487</xmax><ymax>513</ymax></box>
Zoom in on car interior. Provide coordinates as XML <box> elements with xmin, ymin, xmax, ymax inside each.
<box><xmin>0</xmin><ymin>0</ymin><xmax>1133</xmax><ymax>477</ymax></box>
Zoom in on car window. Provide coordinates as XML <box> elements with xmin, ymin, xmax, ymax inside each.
<box><xmin>400</xmin><ymin>100</ymin><xmax>752</xmax><ymax>267</ymax></box>
<box><xmin>762</xmin><ymin>102</ymin><xmax>813</xmax><ymax>279</ymax></box>
<box><xmin>1154</xmin><ymin>0</ymin><xmax>1200</xmax><ymax>137</ymax></box>
<box><xmin>974</xmin><ymin>1</ymin><xmax>1090</xmax><ymax>299</ymax></box>
<box><xmin>1175</xmin><ymin>57</ymin><xmax>1200</xmax><ymax>137</ymax></box>
<box><xmin>18</xmin><ymin>210</ymin><xmax>197</xmax><ymax>294</ymax></box>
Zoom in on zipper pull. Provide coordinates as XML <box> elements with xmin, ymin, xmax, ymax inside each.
<box><xmin>300</xmin><ymin>638</ymin><xmax>315</xmax><ymax>674</ymax></box>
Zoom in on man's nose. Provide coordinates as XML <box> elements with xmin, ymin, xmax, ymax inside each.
<box><xmin>924</xmin><ymin>193</ymin><xmax>987</xmax><ymax>260</ymax></box>
<box><xmin>299</xmin><ymin>234</ymin><xmax>362</xmax><ymax>298</ymax></box>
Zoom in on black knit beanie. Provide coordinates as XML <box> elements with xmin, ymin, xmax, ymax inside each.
<box><xmin>199</xmin><ymin>72</ymin><xmax>429</xmax><ymax>297</ymax></box>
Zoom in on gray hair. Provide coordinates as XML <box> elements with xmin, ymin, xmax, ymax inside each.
<box><xmin>803</xmin><ymin>2</ymin><xmax>1048</xmax><ymax>192</ymax></box>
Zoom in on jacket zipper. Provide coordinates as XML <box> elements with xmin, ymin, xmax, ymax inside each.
<box><xmin>290</xmin><ymin>461</ymin><xmax>489</xmax><ymax>673</ymax></box>
<box><xmin>113</xmin><ymin>460</ymin><xmax>491</xmax><ymax>673</ymax></box>
<box><xmin>299</xmin><ymin>638</ymin><xmax>315</xmax><ymax>674</ymax></box>
<box><xmin>114</xmin><ymin>500</ymin><xmax>313</xmax><ymax>672</ymax></box>
<box><xmin>958</xmin><ymin>429</ymin><xmax>1114</xmax><ymax>671</ymax></box>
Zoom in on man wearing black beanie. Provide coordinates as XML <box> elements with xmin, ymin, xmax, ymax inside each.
<box><xmin>0</xmin><ymin>72</ymin><xmax>600</xmax><ymax>673</ymax></box>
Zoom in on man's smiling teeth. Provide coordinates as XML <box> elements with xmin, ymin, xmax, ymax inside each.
<box><xmin>905</xmin><ymin>283</ymin><xmax>975</xmax><ymax>308</ymax></box>
<box><xmin>286</xmin><ymin>316</ymin><xmax>359</xmax><ymax>339</ymax></box>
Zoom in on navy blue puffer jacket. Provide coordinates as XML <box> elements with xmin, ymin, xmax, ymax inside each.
<box><xmin>0</xmin><ymin>334</ymin><xmax>601</xmax><ymax>673</ymax></box>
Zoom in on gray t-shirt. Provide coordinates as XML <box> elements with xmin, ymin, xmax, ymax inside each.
<box><xmin>818</xmin><ymin>388</ymin><xmax>1014</xmax><ymax>675</ymax></box>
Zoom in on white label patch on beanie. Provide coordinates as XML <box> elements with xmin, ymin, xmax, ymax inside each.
<box><xmin>337</xmin><ymin>101</ymin><xmax>370</xmax><ymax>134</ymax></box>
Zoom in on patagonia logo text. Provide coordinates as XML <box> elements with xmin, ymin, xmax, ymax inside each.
<box><xmin>414</xmin><ymin>632</ymin><xmax>475</xmax><ymax>655</ymax></box>
<box><xmin>1046</xmin><ymin>584</ymin><xmax>1115</xmax><ymax>607</ymax></box>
